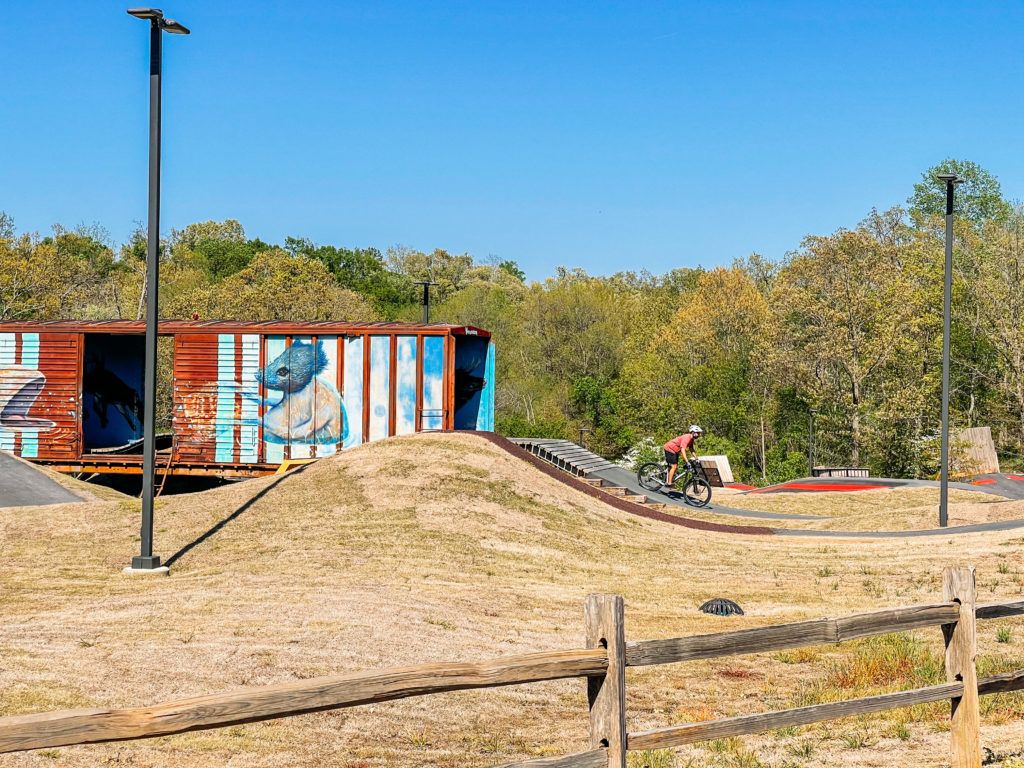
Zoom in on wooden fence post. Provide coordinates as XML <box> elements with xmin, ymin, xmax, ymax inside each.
<box><xmin>943</xmin><ymin>566</ymin><xmax>981</xmax><ymax>768</ymax></box>
<box><xmin>585</xmin><ymin>595</ymin><xmax>627</xmax><ymax>768</ymax></box>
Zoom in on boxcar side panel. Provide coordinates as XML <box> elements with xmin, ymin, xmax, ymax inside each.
<box><xmin>343</xmin><ymin>335</ymin><xmax>363</xmax><ymax>448</ymax></box>
<box><xmin>475</xmin><ymin>341</ymin><xmax>496</xmax><ymax>431</ymax></box>
<box><xmin>261</xmin><ymin>334</ymin><xmax>346</xmax><ymax>461</ymax></box>
<box><xmin>368</xmin><ymin>336</ymin><xmax>391</xmax><ymax>441</ymax></box>
<box><xmin>0</xmin><ymin>332</ymin><xmax>80</xmax><ymax>460</ymax></box>
<box><xmin>395</xmin><ymin>335</ymin><xmax>417</xmax><ymax>436</ymax></box>
<box><xmin>173</xmin><ymin>333</ymin><xmax>221</xmax><ymax>463</ymax></box>
<box><xmin>421</xmin><ymin>336</ymin><xmax>445</xmax><ymax>431</ymax></box>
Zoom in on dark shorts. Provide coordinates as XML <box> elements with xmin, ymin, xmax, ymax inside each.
<box><xmin>664</xmin><ymin>449</ymin><xmax>679</xmax><ymax>466</ymax></box>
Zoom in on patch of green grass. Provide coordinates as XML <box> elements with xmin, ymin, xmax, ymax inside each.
<box><xmin>786</xmin><ymin>740</ymin><xmax>815</xmax><ymax>758</ymax></box>
<box><xmin>997</xmin><ymin>627</ymin><xmax>1012</xmax><ymax>644</ymax></box>
<box><xmin>840</xmin><ymin>728</ymin><xmax>872</xmax><ymax>749</ymax></box>
<box><xmin>887</xmin><ymin>721</ymin><xmax>912</xmax><ymax>741</ymax></box>
<box><xmin>628</xmin><ymin>749</ymin><xmax>675</xmax><ymax>768</ymax></box>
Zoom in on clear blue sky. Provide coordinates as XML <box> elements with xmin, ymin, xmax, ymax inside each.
<box><xmin>3</xmin><ymin>1</ymin><xmax>1023</xmax><ymax>279</ymax></box>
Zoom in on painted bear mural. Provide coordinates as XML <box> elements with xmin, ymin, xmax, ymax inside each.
<box><xmin>257</xmin><ymin>340</ymin><xmax>347</xmax><ymax>445</ymax></box>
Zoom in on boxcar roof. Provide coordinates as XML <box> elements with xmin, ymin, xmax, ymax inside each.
<box><xmin>0</xmin><ymin>320</ymin><xmax>490</xmax><ymax>337</ymax></box>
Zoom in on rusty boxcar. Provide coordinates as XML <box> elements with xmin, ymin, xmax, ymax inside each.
<box><xmin>0</xmin><ymin>320</ymin><xmax>495</xmax><ymax>477</ymax></box>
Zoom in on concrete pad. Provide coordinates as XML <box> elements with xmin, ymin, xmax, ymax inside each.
<box><xmin>0</xmin><ymin>451</ymin><xmax>81</xmax><ymax>508</ymax></box>
<box><xmin>122</xmin><ymin>566</ymin><xmax>170</xmax><ymax>576</ymax></box>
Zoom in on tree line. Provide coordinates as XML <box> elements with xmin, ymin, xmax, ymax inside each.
<box><xmin>2</xmin><ymin>159</ymin><xmax>1023</xmax><ymax>483</ymax></box>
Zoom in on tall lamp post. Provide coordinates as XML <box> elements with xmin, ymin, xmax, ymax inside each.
<box><xmin>127</xmin><ymin>7</ymin><xmax>189</xmax><ymax>571</ymax></box>
<box><xmin>937</xmin><ymin>173</ymin><xmax>963</xmax><ymax>528</ymax></box>
<box><xmin>414</xmin><ymin>280</ymin><xmax>438</xmax><ymax>324</ymax></box>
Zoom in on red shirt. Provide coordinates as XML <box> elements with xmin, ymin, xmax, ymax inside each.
<box><xmin>664</xmin><ymin>434</ymin><xmax>695</xmax><ymax>453</ymax></box>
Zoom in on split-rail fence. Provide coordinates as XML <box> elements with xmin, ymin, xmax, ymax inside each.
<box><xmin>0</xmin><ymin>566</ymin><xmax>1021</xmax><ymax>767</ymax></box>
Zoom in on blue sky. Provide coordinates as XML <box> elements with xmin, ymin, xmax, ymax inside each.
<box><xmin>2</xmin><ymin>1</ymin><xmax>1022</xmax><ymax>279</ymax></box>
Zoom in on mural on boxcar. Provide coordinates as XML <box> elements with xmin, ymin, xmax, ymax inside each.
<box><xmin>258</xmin><ymin>337</ymin><xmax>347</xmax><ymax>449</ymax></box>
<box><xmin>421</xmin><ymin>335</ymin><xmax>445</xmax><ymax>431</ymax></box>
<box><xmin>0</xmin><ymin>333</ymin><xmax>55</xmax><ymax>457</ymax></box>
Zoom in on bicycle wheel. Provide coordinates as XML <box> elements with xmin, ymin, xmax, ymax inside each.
<box><xmin>684</xmin><ymin>476</ymin><xmax>712</xmax><ymax>507</ymax></box>
<box><xmin>637</xmin><ymin>462</ymin><xmax>666</xmax><ymax>492</ymax></box>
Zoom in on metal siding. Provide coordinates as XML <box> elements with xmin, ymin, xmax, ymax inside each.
<box><xmin>238</xmin><ymin>334</ymin><xmax>261</xmax><ymax>463</ymax></box>
<box><xmin>420</xmin><ymin>336</ymin><xmax>445</xmax><ymax>431</ymax></box>
<box><xmin>0</xmin><ymin>333</ymin><xmax>16</xmax><ymax>453</ymax></box>
<box><xmin>289</xmin><ymin>336</ymin><xmax>313</xmax><ymax>460</ymax></box>
<box><xmin>172</xmin><ymin>333</ymin><xmax>221</xmax><ymax>463</ymax></box>
<box><xmin>0</xmin><ymin>324</ymin><xmax>485</xmax><ymax>475</ymax></box>
<box><xmin>0</xmin><ymin>333</ymin><xmax>80</xmax><ymax>460</ymax></box>
<box><xmin>260</xmin><ymin>335</ymin><xmax>345</xmax><ymax>458</ymax></box>
<box><xmin>262</xmin><ymin>336</ymin><xmax>287</xmax><ymax>465</ymax></box>
<box><xmin>315</xmin><ymin>335</ymin><xmax>341</xmax><ymax>458</ymax></box>
<box><xmin>395</xmin><ymin>336</ymin><xmax>417</xmax><ymax>435</ymax></box>
<box><xmin>343</xmin><ymin>336</ymin><xmax>364</xmax><ymax>448</ymax></box>
<box><xmin>475</xmin><ymin>340</ymin><xmax>496</xmax><ymax>431</ymax></box>
<box><xmin>214</xmin><ymin>334</ymin><xmax>236</xmax><ymax>463</ymax></box>
<box><xmin>368</xmin><ymin>335</ymin><xmax>390</xmax><ymax>441</ymax></box>
<box><xmin>30</xmin><ymin>333</ymin><xmax>79</xmax><ymax>460</ymax></box>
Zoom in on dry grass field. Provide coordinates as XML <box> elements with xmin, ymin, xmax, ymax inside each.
<box><xmin>3</xmin><ymin>432</ymin><xmax>1024</xmax><ymax>767</ymax></box>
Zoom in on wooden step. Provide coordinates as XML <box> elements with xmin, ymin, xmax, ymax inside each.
<box><xmin>602</xmin><ymin>487</ymin><xmax>628</xmax><ymax>497</ymax></box>
<box><xmin>622</xmin><ymin>494</ymin><xmax>647</xmax><ymax>504</ymax></box>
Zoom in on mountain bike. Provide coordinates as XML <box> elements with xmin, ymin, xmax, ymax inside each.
<box><xmin>637</xmin><ymin>457</ymin><xmax>713</xmax><ymax>507</ymax></box>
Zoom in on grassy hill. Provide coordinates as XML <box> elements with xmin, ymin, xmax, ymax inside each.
<box><xmin>2</xmin><ymin>432</ymin><xmax>1024</xmax><ymax>767</ymax></box>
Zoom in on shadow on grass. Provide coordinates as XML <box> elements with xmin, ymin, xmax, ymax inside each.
<box><xmin>165</xmin><ymin>465</ymin><xmax>311</xmax><ymax>568</ymax></box>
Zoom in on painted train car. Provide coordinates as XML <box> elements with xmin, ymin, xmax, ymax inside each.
<box><xmin>0</xmin><ymin>320</ymin><xmax>494</xmax><ymax>477</ymax></box>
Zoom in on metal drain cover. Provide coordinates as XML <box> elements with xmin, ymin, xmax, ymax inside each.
<box><xmin>700</xmin><ymin>598</ymin><xmax>744</xmax><ymax>616</ymax></box>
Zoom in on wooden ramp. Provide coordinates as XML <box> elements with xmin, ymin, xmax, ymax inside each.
<box><xmin>508</xmin><ymin>438</ymin><xmax>617</xmax><ymax>477</ymax></box>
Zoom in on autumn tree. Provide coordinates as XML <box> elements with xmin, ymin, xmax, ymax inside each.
<box><xmin>774</xmin><ymin>210</ymin><xmax>933</xmax><ymax>468</ymax></box>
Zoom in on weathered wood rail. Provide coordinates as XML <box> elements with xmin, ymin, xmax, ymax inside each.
<box><xmin>1</xmin><ymin>566</ymin><xmax>1022</xmax><ymax>767</ymax></box>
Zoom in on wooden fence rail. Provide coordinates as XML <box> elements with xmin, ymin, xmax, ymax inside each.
<box><xmin>1</xmin><ymin>566</ymin><xmax>1022</xmax><ymax>768</ymax></box>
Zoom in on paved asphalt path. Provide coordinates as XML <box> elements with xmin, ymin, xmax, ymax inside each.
<box><xmin>590</xmin><ymin>465</ymin><xmax>1024</xmax><ymax>538</ymax></box>
<box><xmin>0</xmin><ymin>451</ymin><xmax>81</xmax><ymax>508</ymax></box>
<box><xmin>747</xmin><ymin>474</ymin><xmax>1024</xmax><ymax>500</ymax></box>
<box><xmin>592</xmin><ymin>466</ymin><xmax>828</xmax><ymax>521</ymax></box>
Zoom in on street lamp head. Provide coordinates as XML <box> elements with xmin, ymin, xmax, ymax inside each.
<box><xmin>128</xmin><ymin>8</ymin><xmax>188</xmax><ymax>33</ymax></box>
<box><xmin>161</xmin><ymin>18</ymin><xmax>190</xmax><ymax>34</ymax></box>
<box><xmin>936</xmin><ymin>173</ymin><xmax>964</xmax><ymax>185</ymax></box>
<box><xmin>127</xmin><ymin>7</ymin><xmax>164</xmax><ymax>20</ymax></box>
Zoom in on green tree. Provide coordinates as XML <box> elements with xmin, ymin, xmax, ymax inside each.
<box><xmin>774</xmin><ymin>210</ymin><xmax>934</xmax><ymax>468</ymax></box>
<box><xmin>193</xmin><ymin>249</ymin><xmax>378</xmax><ymax>322</ymax></box>
<box><xmin>285</xmin><ymin>237</ymin><xmax>415</xmax><ymax>316</ymax></box>
<box><xmin>909</xmin><ymin>159</ymin><xmax>1011</xmax><ymax>226</ymax></box>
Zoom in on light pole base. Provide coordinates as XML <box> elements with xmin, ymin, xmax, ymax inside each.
<box><xmin>123</xmin><ymin>565</ymin><xmax>169</xmax><ymax>575</ymax></box>
<box><xmin>125</xmin><ymin>555</ymin><xmax>167</xmax><ymax>574</ymax></box>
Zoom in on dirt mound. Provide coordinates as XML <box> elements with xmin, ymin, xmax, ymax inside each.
<box><xmin>3</xmin><ymin>432</ymin><xmax>1024</xmax><ymax>768</ymax></box>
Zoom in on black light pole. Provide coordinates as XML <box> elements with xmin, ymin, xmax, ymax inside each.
<box><xmin>414</xmin><ymin>280</ymin><xmax>438</xmax><ymax>324</ymax></box>
<box><xmin>128</xmin><ymin>7</ymin><xmax>189</xmax><ymax>570</ymax></box>
<box><xmin>808</xmin><ymin>408</ymin><xmax>817</xmax><ymax>477</ymax></box>
<box><xmin>937</xmin><ymin>173</ymin><xmax>963</xmax><ymax>528</ymax></box>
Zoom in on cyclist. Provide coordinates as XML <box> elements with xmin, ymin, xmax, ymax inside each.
<box><xmin>663</xmin><ymin>425</ymin><xmax>704</xmax><ymax>489</ymax></box>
